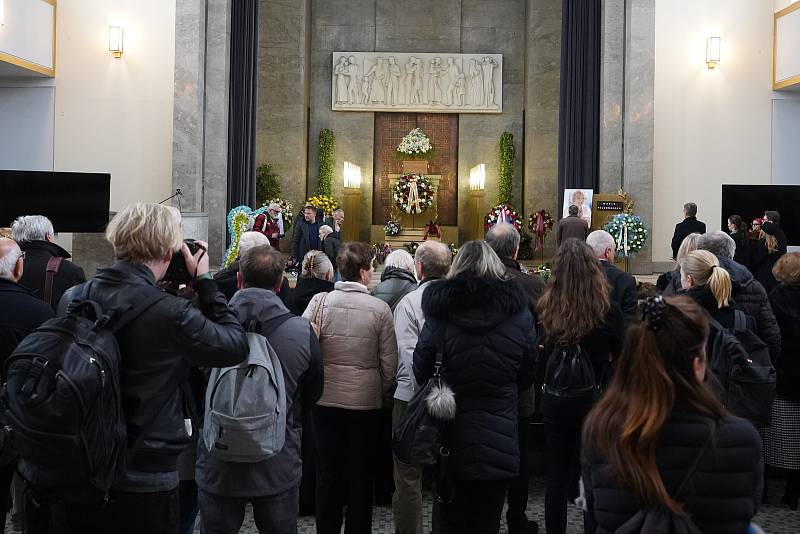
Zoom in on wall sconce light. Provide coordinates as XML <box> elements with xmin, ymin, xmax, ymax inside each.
<box><xmin>109</xmin><ymin>26</ymin><xmax>123</xmax><ymax>58</ymax></box>
<box><xmin>706</xmin><ymin>36</ymin><xmax>721</xmax><ymax>69</ymax></box>
<box><xmin>469</xmin><ymin>164</ymin><xmax>486</xmax><ymax>191</ymax></box>
<box><xmin>343</xmin><ymin>161</ymin><xmax>362</xmax><ymax>189</ymax></box>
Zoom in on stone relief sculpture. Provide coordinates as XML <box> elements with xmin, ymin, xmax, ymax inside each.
<box><xmin>332</xmin><ymin>52</ymin><xmax>502</xmax><ymax>113</ymax></box>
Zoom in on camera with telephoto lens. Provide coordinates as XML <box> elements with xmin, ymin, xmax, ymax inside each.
<box><xmin>163</xmin><ymin>239</ymin><xmax>205</xmax><ymax>284</ymax></box>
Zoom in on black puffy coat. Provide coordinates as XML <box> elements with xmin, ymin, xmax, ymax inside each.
<box><xmin>290</xmin><ymin>276</ymin><xmax>335</xmax><ymax>316</ymax></box>
<box><xmin>18</xmin><ymin>240</ymin><xmax>85</xmax><ymax>309</ymax></box>
<box><xmin>718</xmin><ymin>257</ymin><xmax>781</xmax><ymax>360</ymax></box>
<box><xmin>371</xmin><ymin>267</ymin><xmax>417</xmax><ymax>312</ymax></box>
<box><xmin>769</xmin><ymin>283</ymin><xmax>800</xmax><ymax>399</ymax></box>
<box><xmin>583</xmin><ymin>410</ymin><xmax>763</xmax><ymax>534</ymax></box>
<box><xmin>684</xmin><ymin>284</ymin><xmax>755</xmax><ymax>331</ymax></box>
<box><xmin>58</xmin><ymin>261</ymin><xmax>248</xmax><ymax>473</ymax></box>
<box><xmin>413</xmin><ymin>276</ymin><xmax>537</xmax><ymax>480</ymax></box>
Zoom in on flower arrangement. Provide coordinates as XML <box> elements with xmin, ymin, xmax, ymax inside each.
<box><xmin>485</xmin><ymin>204</ymin><xmax>522</xmax><ymax>232</ymax></box>
<box><xmin>384</xmin><ymin>220</ymin><xmax>401</xmax><ymax>236</ymax></box>
<box><xmin>604</xmin><ymin>213</ymin><xmax>649</xmax><ymax>258</ymax></box>
<box><xmin>448</xmin><ymin>243</ymin><xmax>459</xmax><ymax>257</ymax></box>
<box><xmin>393</xmin><ymin>174</ymin><xmax>435</xmax><ymax>214</ymax></box>
<box><xmin>264</xmin><ymin>198</ymin><xmax>294</xmax><ymax>230</ymax></box>
<box><xmin>374</xmin><ymin>243</ymin><xmax>393</xmax><ymax>264</ymax></box>
<box><xmin>306</xmin><ymin>195</ymin><xmax>341</xmax><ymax>217</ymax></box>
<box><xmin>528</xmin><ymin>209</ymin><xmax>554</xmax><ymax>252</ymax></box>
<box><xmin>533</xmin><ymin>264</ymin><xmax>552</xmax><ymax>281</ymax></box>
<box><xmin>396</xmin><ymin>128</ymin><xmax>433</xmax><ymax>159</ymax></box>
<box><xmin>222</xmin><ymin>205</ymin><xmax>268</xmax><ymax>269</ymax></box>
<box><xmin>404</xmin><ymin>242</ymin><xmax>420</xmax><ymax>255</ymax></box>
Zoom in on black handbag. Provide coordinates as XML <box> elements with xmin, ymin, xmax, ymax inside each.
<box><xmin>391</xmin><ymin>345</ymin><xmax>453</xmax><ymax>467</ymax></box>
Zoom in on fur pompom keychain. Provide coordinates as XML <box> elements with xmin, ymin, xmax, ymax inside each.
<box><xmin>426</xmin><ymin>379</ymin><xmax>456</xmax><ymax>421</ymax></box>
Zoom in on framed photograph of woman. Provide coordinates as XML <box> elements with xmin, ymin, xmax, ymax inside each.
<box><xmin>563</xmin><ymin>189</ymin><xmax>593</xmax><ymax>225</ymax></box>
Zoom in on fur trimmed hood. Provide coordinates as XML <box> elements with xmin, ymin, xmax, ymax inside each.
<box><xmin>421</xmin><ymin>275</ymin><xmax>528</xmax><ymax>330</ymax></box>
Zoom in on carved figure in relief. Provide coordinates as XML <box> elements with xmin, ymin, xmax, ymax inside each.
<box><xmin>455</xmin><ymin>73</ymin><xmax>466</xmax><ymax>106</ymax></box>
<box><xmin>386</xmin><ymin>57</ymin><xmax>401</xmax><ymax>106</ymax></box>
<box><xmin>406</xmin><ymin>57</ymin><xmax>424</xmax><ymax>105</ymax></box>
<box><xmin>346</xmin><ymin>56</ymin><xmax>361</xmax><ymax>104</ymax></box>
<box><xmin>427</xmin><ymin>57</ymin><xmax>444</xmax><ymax>105</ymax></box>
<box><xmin>366</xmin><ymin>57</ymin><xmax>387</xmax><ymax>104</ymax></box>
<box><xmin>334</xmin><ymin>57</ymin><xmax>349</xmax><ymax>104</ymax></box>
<box><xmin>402</xmin><ymin>57</ymin><xmax>414</xmax><ymax>105</ymax></box>
<box><xmin>467</xmin><ymin>58</ymin><xmax>483</xmax><ymax>106</ymax></box>
<box><xmin>481</xmin><ymin>56</ymin><xmax>498</xmax><ymax>107</ymax></box>
<box><xmin>361</xmin><ymin>76</ymin><xmax>371</xmax><ymax>105</ymax></box>
<box><xmin>444</xmin><ymin>57</ymin><xmax>461</xmax><ymax>106</ymax></box>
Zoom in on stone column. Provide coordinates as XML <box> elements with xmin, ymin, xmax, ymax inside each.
<box><xmin>256</xmin><ymin>0</ymin><xmax>311</xmax><ymax>218</ymax></box>
<box><xmin>172</xmin><ymin>0</ymin><xmax>232</xmax><ymax>264</ymax></box>
<box><xmin>600</xmin><ymin>0</ymin><xmax>656</xmax><ymax>273</ymax></box>
<box><xmin>459</xmin><ymin>0</ymin><xmax>526</xmax><ymax>243</ymax></box>
<box><xmin>524</xmin><ymin>0</ymin><xmax>562</xmax><ymax>257</ymax></box>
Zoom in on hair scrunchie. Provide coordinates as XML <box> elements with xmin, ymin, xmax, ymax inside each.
<box><xmin>642</xmin><ymin>295</ymin><xmax>667</xmax><ymax>330</ymax></box>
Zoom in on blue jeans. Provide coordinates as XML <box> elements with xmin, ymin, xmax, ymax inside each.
<box><xmin>198</xmin><ymin>485</ymin><xmax>298</xmax><ymax>534</ymax></box>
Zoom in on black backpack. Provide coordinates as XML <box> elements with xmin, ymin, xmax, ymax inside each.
<box><xmin>3</xmin><ymin>288</ymin><xmax>165</xmax><ymax>502</ymax></box>
<box><xmin>542</xmin><ymin>344</ymin><xmax>600</xmax><ymax>421</ymax></box>
<box><xmin>708</xmin><ymin>310</ymin><xmax>776</xmax><ymax>424</ymax></box>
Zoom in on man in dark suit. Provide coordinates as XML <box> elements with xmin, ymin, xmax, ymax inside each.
<box><xmin>11</xmin><ymin>215</ymin><xmax>86</xmax><ymax>309</ymax></box>
<box><xmin>670</xmin><ymin>202</ymin><xmax>706</xmax><ymax>259</ymax></box>
<box><xmin>290</xmin><ymin>204</ymin><xmax>321</xmax><ymax>266</ymax></box>
<box><xmin>587</xmin><ymin>230</ymin><xmax>637</xmax><ymax>320</ymax></box>
<box><xmin>556</xmin><ymin>205</ymin><xmax>589</xmax><ymax>247</ymax></box>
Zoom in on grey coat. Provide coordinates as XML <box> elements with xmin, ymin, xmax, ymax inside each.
<box><xmin>196</xmin><ymin>288</ymin><xmax>323</xmax><ymax>497</ymax></box>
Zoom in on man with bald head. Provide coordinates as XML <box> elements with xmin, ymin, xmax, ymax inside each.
<box><xmin>392</xmin><ymin>240</ymin><xmax>451</xmax><ymax>534</ymax></box>
<box><xmin>0</xmin><ymin>238</ymin><xmax>53</xmax><ymax>526</ymax></box>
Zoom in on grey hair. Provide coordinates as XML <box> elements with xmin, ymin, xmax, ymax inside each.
<box><xmin>385</xmin><ymin>249</ymin><xmax>415</xmax><ymax>272</ymax></box>
<box><xmin>447</xmin><ymin>240</ymin><xmax>506</xmax><ymax>280</ymax></box>
<box><xmin>676</xmin><ymin>232</ymin><xmax>702</xmax><ymax>266</ymax></box>
<box><xmin>11</xmin><ymin>215</ymin><xmax>55</xmax><ymax>243</ymax></box>
<box><xmin>697</xmin><ymin>230</ymin><xmax>736</xmax><ymax>260</ymax></box>
<box><xmin>319</xmin><ymin>225</ymin><xmax>333</xmax><ymax>238</ymax></box>
<box><xmin>267</xmin><ymin>202</ymin><xmax>282</xmax><ymax>212</ymax></box>
<box><xmin>332</xmin><ymin>209</ymin><xmax>344</xmax><ymax>216</ymax></box>
<box><xmin>586</xmin><ymin>230</ymin><xmax>616</xmax><ymax>257</ymax></box>
<box><xmin>301</xmin><ymin>250</ymin><xmax>333</xmax><ymax>279</ymax></box>
<box><xmin>239</xmin><ymin>231</ymin><xmax>270</xmax><ymax>258</ymax></box>
<box><xmin>414</xmin><ymin>241</ymin><xmax>451</xmax><ymax>279</ymax></box>
<box><xmin>684</xmin><ymin>202</ymin><xmax>698</xmax><ymax>217</ymax></box>
<box><xmin>0</xmin><ymin>241</ymin><xmax>22</xmax><ymax>281</ymax></box>
<box><xmin>485</xmin><ymin>223</ymin><xmax>520</xmax><ymax>260</ymax></box>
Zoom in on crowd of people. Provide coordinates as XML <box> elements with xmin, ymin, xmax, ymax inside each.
<box><xmin>0</xmin><ymin>200</ymin><xmax>796</xmax><ymax>534</ymax></box>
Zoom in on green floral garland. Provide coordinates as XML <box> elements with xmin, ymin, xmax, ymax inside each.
<box><xmin>603</xmin><ymin>213</ymin><xmax>648</xmax><ymax>258</ymax></box>
<box><xmin>318</xmin><ymin>129</ymin><xmax>334</xmax><ymax>196</ymax></box>
<box><xmin>498</xmin><ymin>132</ymin><xmax>515</xmax><ymax>205</ymax></box>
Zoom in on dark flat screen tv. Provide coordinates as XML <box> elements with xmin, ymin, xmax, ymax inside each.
<box><xmin>0</xmin><ymin>170</ymin><xmax>111</xmax><ymax>232</ymax></box>
<box><xmin>721</xmin><ymin>185</ymin><xmax>800</xmax><ymax>245</ymax></box>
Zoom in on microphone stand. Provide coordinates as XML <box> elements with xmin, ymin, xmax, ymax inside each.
<box><xmin>159</xmin><ymin>188</ymin><xmax>183</xmax><ymax>212</ymax></box>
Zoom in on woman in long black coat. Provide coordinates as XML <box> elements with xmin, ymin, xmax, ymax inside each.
<box><xmin>413</xmin><ymin>240</ymin><xmax>537</xmax><ymax>534</ymax></box>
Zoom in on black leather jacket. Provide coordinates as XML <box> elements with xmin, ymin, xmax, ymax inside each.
<box><xmin>59</xmin><ymin>261</ymin><xmax>248</xmax><ymax>473</ymax></box>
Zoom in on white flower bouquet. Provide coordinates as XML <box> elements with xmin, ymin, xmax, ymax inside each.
<box><xmin>396</xmin><ymin>128</ymin><xmax>434</xmax><ymax>160</ymax></box>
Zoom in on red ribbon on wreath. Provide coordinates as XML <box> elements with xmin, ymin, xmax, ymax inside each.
<box><xmin>424</xmin><ymin>220</ymin><xmax>441</xmax><ymax>240</ymax></box>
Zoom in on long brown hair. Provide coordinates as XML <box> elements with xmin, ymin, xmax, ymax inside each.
<box><xmin>583</xmin><ymin>296</ymin><xmax>725</xmax><ymax>515</ymax></box>
<box><xmin>537</xmin><ymin>238</ymin><xmax>610</xmax><ymax>345</ymax></box>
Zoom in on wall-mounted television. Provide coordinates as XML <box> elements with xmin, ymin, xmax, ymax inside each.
<box><xmin>0</xmin><ymin>170</ymin><xmax>111</xmax><ymax>232</ymax></box>
<box><xmin>721</xmin><ymin>184</ymin><xmax>800</xmax><ymax>245</ymax></box>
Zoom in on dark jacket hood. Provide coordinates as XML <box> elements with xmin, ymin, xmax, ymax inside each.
<box><xmin>380</xmin><ymin>266</ymin><xmax>417</xmax><ymax>284</ymax></box>
<box><xmin>20</xmin><ymin>239</ymin><xmax>71</xmax><ymax>259</ymax></box>
<box><xmin>686</xmin><ymin>283</ymin><xmax>738</xmax><ymax>312</ymax></box>
<box><xmin>229</xmin><ymin>287</ymin><xmax>288</xmax><ymax>322</ymax></box>
<box><xmin>422</xmin><ymin>275</ymin><xmax>528</xmax><ymax>330</ymax></box>
<box><xmin>718</xmin><ymin>257</ymin><xmax>753</xmax><ymax>289</ymax></box>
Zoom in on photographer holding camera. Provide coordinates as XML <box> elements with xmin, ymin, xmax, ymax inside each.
<box><xmin>47</xmin><ymin>202</ymin><xmax>249</xmax><ymax>533</ymax></box>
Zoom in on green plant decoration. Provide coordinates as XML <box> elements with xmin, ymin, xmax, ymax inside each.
<box><xmin>255</xmin><ymin>163</ymin><xmax>282</xmax><ymax>207</ymax></box>
<box><xmin>498</xmin><ymin>132</ymin><xmax>515</xmax><ymax>205</ymax></box>
<box><xmin>318</xmin><ymin>129</ymin><xmax>335</xmax><ymax>196</ymax></box>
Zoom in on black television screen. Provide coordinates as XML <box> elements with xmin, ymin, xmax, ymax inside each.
<box><xmin>721</xmin><ymin>185</ymin><xmax>800</xmax><ymax>246</ymax></box>
<box><xmin>0</xmin><ymin>170</ymin><xmax>111</xmax><ymax>233</ymax></box>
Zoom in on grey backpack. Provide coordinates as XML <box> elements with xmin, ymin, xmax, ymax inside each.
<box><xmin>203</xmin><ymin>315</ymin><xmax>291</xmax><ymax>462</ymax></box>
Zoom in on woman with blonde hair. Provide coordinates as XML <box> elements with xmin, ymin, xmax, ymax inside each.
<box><xmin>413</xmin><ymin>240</ymin><xmax>537</xmax><ymax>533</ymax></box>
<box><xmin>680</xmin><ymin>249</ymin><xmax>753</xmax><ymax>330</ymax></box>
<box><xmin>752</xmin><ymin>224</ymin><xmax>783</xmax><ymax>293</ymax></box>
<box><xmin>657</xmin><ymin>232</ymin><xmax>702</xmax><ymax>295</ymax></box>
<box><xmin>582</xmin><ymin>296</ymin><xmax>762</xmax><ymax>532</ymax></box>
<box><xmin>536</xmin><ymin>239</ymin><xmax>624</xmax><ymax>534</ymax></box>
